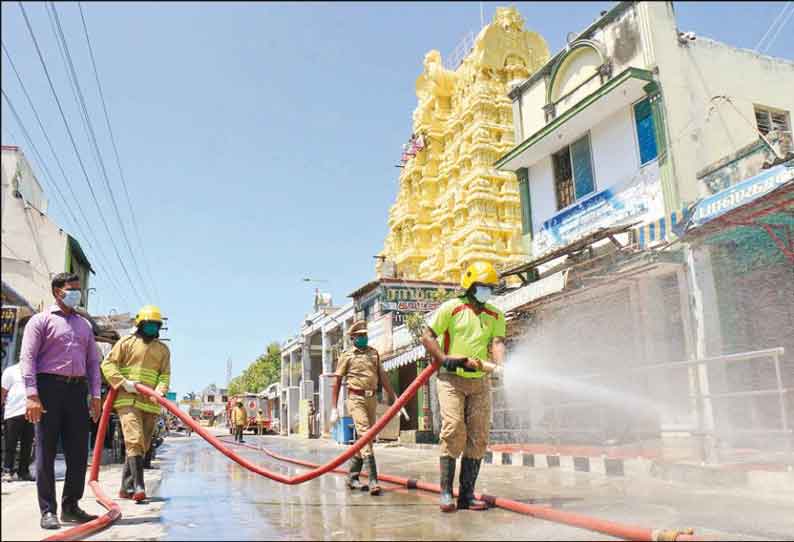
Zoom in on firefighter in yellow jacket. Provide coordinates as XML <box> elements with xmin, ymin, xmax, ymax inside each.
<box><xmin>101</xmin><ymin>305</ymin><xmax>170</xmax><ymax>502</ymax></box>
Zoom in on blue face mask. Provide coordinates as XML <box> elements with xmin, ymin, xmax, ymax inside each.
<box><xmin>61</xmin><ymin>289</ymin><xmax>81</xmax><ymax>308</ymax></box>
<box><xmin>354</xmin><ymin>336</ymin><xmax>368</xmax><ymax>349</ymax></box>
<box><xmin>473</xmin><ymin>285</ymin><xmax>493</xmax><ymax>304</ymax></box>
<box><xmin>141</xmin><ymin>322</ymin><xmax>160</xmax><ymax>338</ymax></box>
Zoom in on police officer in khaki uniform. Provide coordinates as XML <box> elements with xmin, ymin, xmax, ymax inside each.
<box><xmin>330</xmin><ymin>321</ymin><xmax>397</xmax><ymax>495</ymax></box>
<box><xmin>422</xmin><ymin>262</ymin><xmax>506</xmax><ymax>512</ymax></box>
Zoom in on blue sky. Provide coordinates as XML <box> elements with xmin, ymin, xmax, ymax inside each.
<box><xmin>2</xmin><ymin>2</ymin><xmax>792</xmax><ymax>397</ymax></box>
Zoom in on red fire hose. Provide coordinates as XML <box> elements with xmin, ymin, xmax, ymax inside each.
<box><xmin>230</xmin><ymin>438</ymin><xmax>703</xmax><ymax>542</ymax></box>
<box><xmin>44</xmin><ymin>362</ymin><xmax>704</xmax><ymax>542</ymax></box>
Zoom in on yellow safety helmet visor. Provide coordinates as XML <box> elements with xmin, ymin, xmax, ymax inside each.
<box><xmin>461</xmin><ymin>261</ymin><xmax>499</xmax><ymax>291</ymax></box>
<box><xmin>135</xmin><ymin>304</ymin><xmax>163</xmax><ymax>325</ymax></box>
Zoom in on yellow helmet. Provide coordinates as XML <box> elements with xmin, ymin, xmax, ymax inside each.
<box><xmin>461</xmin><ymin>261</ymin><xmax>499</xmax><ymax>291</ymax></box>
<box><xmin>135</xmin><ymin>304</ymin><xmax>163</xmax><ymax>325</ymax></box>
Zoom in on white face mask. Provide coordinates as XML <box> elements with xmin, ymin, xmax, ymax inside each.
<box><xmin>61</xmin><ymin>289</ymin><xmax>81</xmax><ymax>308</ymax></box>
<box><xmin>473</xmin><ymin>285</ymin><xmax>493</xmax><ymax>304</ymax></box>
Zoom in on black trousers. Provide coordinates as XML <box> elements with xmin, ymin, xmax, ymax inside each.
<box><xmin>3</xmin><ymin>414</ymin><xmax>34</xmax><ymax>475</ymax></box>
<box><xmin>35</xmin><ymin>376</ymin><xmax>90</xmax><ymax>515</ymax></box>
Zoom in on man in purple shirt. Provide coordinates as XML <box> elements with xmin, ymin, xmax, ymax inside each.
<box><xmin>21</xmin><ymin>272</ymin><xmax>102</xmax><ymax>530</ymax></box>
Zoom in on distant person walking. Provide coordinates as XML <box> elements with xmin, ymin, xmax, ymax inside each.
<box><xmin>2</xmin><ymin>361</ymin><xmax>35</xmax><ymax>482</ymax></box>
<box><xmin>20</xmin><ymin>273</ymin><xmax>102</xmax><ymax>530</ymax></box>
<box><xmin>255</xmin><ymin>409</ymin><xmax>266</xmax><ymax>435</ymax></box>
<box><xmin>232</xmin><ymin>401</ymin><xmax>247</xmax><ymax>443</ymax></box>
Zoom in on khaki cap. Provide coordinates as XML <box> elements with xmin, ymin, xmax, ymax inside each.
<box><xmin>347</xmin><ymin>320</ymin><xmax>368</xmax><ymax>336</ymax></box>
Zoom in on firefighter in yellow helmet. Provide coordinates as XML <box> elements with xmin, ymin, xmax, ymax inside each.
<box><xmin>421</xmin><ymin>261</ymin><xmax>506</xmax><ymax>512</ymax></box>
<box><xmin>101</xmin><ymin>305</ymin><xmax>170</xmax><ymax>502</ymax></box>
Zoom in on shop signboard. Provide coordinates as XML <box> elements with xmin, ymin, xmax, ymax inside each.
<box><xmin>533</xmin><ymin>162</ymin><xmax>663</xmax><ymax>256</ymax></box>
<box><xmin>689</xmin><ymin>163</ymin><xmax>794</xmax><ymax>228</ymax></box>
<box><xmin>1</xmin><ymin>306</ymin><xmax>20</xmax><ymax>370</ymax></box>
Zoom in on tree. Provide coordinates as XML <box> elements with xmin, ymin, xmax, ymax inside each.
<box><xmin>227</xmin><ymin>342</ymin><xmax>282</xmax><ymax>396</ymax></box>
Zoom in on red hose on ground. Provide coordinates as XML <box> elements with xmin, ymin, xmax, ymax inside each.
<box><xmin>43</xmin><ymin>361</ymin><xmax>440</xmax><ymax>541</ymax></box>
<box><xmin>44</xmin><ymin>364</ymin><xmax>703</xmax><ymax>542</ymax></box>
<box><xmin>231</xmin><ymin>438</ymin><xmax>704</xmax><ymax>542</ymax></box>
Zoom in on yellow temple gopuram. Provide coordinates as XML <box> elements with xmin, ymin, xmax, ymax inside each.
<box><xmin>378</xmin><ymin>7</ymin><xmax>550</xmax><ymax>284</ymax></box>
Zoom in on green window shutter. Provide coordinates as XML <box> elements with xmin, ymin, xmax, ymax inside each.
<box><xmin>571</xmin><ymin>134</ymin><xmax>595</xmax><ymax>199</ymax></box>
<box><xmin>517</xmin><ymin>168</ymin><xmax>532</xmax><ymax>235</ymax></box>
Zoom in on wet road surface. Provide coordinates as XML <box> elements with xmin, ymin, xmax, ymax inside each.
<box><xmin>154</xmin><ymin>435</ymin><xmax>794</xmax><ymax>541</ymax></box>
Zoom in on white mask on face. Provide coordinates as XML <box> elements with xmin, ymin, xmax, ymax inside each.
<box><xmin>473</xmin><ymin>285</ymin><xmax>493</xmax><ymax>304</ymax></box>
<box><xmin>61</xmin><ymin>289</ymin><xmax>81</xmax><ymax>308</ymax></box>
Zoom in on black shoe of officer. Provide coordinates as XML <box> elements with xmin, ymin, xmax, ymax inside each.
<box><xmin>439</xmin><ymin>456</ymin><xmax>456</xmax><ymax>512</ymax></box>
<box><xmin>457</xmin><ymin>457</ymin><xmax>488</xmax><ymax>510</ymax></box>
<box><xmin>40</xmin><ymin>512</ymin><xmax>60</xmax><ymax>530</ymax></box>
<box><xmin>61</xmin><ymin>504</ymin><xmax>99</xmax><ymax>524</ymax></box>
<box><xmin>346</xmin><ymin>457</ymin><xmax>364</xmax><ymax>490</ymax></box>
<box><xmin>367</xmin><ymin>456</ymin><xmax>381</xmax><ymax>496</ymax></box>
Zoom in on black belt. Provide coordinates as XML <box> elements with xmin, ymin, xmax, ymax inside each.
<box><xmin>38</xmin><ymin>373</ymin><xmax>87</xmax><ymax>385</ymax></box>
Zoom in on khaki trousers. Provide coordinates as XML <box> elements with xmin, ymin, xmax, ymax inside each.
<box><xmin>346</xmin><ymin>395</ymin><xmax>377</xmax><ymax>459</ymax></box>
<box><xmin>118</xmin><ymin>406</ymin><xmax>157</xmax><ymax>458</ymax></box>
<box><xmin>437</xmin><ymin>372</ymin><xmax>491</xmax><ymax>459</ymax></box>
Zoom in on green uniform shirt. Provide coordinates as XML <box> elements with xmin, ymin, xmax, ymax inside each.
<box><xmin>427</xmin><ymin>296</ymin><xmax>506</xmax><ymax>368</ymax></box>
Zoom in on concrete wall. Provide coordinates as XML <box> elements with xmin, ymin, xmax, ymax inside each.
<box><xmin>589</xmin><ymin>105</ymin><xmax>641</xmax><ymax>191</ymax></box>
<box><xmin>528</xmin><ymin>156</ymin><xmax>556</xmax><ymax>234</ymax></box>
<box><xmin>642</xmin><ymin>1</ymin><xmax>794</xmax><ymax>203</ymax></box>
<box><xmin>1</xmin><ymin>148</ymin><xmax>68</xmax><ymax>310</ymax></box>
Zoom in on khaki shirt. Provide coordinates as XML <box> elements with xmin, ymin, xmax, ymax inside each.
<box><xmin>335</xmin><ymin>346</ymin><xmax>380</xmax><ymax>391</ymax></box>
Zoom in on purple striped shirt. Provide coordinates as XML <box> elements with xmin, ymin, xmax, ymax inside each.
<box><xmin>20</xmin><ymin>305</ymin><xmax>101</xmax><ymax>398</ymax></box>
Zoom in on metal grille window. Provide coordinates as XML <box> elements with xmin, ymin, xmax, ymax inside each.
<box><xmin>754</xmin><ymin>105</ymin><xmax>792</xmax><ymax>156</ymax></box>
<box><xmin>552</xmin><ymin>133</ymin><xmax>595</xmax><ymax>210</ymax></box>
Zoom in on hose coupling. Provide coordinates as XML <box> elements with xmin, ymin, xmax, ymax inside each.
<box><xmin>652</xmin><ymin>528</ymin><xmax>695</xmax><ymax>541</ymax></box>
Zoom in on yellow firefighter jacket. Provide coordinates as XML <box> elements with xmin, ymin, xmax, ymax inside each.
<box><xmin>101</xmin><ymin>334</ymin><xmax>171</xmax><ymax>415</ymax></box>
<box><xmin>232</xmin><ymin>406</ymin><xmax>248</xmax><ymax>427</ymax></box>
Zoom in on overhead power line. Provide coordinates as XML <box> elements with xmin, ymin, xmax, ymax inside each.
<box><xmin>2</xmin><ymin>88</ymin><xmax>133</xmax><ymax>308</ymax></box>
<box><xmin>754</xmin><ymin>1</ymin><xmax>792</xmax><ymax>53</ymax></box>
<box><xmin>77</xmin><ymin>1</ymin><xmax>162</xmax><ymax>303</ymax></box>
<box><xmin>48</xmin><ymin>2</ymin><xmax>153</xmax><ymax>302</ymax></box>
<box><xmin>2</xmin><ymin>41</ymin><xmax>133</xmax><ymax>309</ymax></box>
<box><xmin>18</xmin><ymin>1</ymin><xmax>145</xmax><ymax>306</ymax></box>
<box><xmin>761</xmin><ymin>4</ymin><xmax>794</xmax><ymax>54</ymax></box>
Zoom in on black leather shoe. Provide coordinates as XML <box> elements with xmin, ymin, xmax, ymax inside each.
<box><xmin>40</xmin><ymin>512</ymin><xmax>61</xmax><ymax>530</ymax></box>
<box><xmin>60</xmin><ymin>505</ymin><xmax>98</xmax><ymax>524</ymax></box>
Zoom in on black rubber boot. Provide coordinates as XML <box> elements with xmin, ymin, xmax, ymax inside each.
<box><xmin>457</xmin><ymin>457</ymin><xmax>488</xmax><ymax>510</ymax></box>
<box><xmin>131</xmin><ymin>456</ymin><xmax>146</xmax><ymax>502</ymax></box>
<box><xmin>118</xmin><ymin>460</ymin><xmax>134</xmax><ymax>499</ymax></box>
<box><xmin>439</xmin><ymin>456</ymin><xmax>456</xmax><ymax>512</ymax></box>
<box><xmin>367</xmin><ymin>456</ymin><xmax>381</xmax><ymax>496</ymax></box>
<box><xmin>346</xmin><ymin>457</ymin><xmax>364</xmax><ymax>490</ymax></box>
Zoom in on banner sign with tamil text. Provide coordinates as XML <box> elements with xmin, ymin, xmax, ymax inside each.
<box><xmin>533</xmin><ymin>162</ymin><xmax>663</xmax><ymax>256</ymax></box>
<box><xmin>689</xmin><ymin>163</ymin><xmax>794</xmax><ymax>228</ymax></box>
